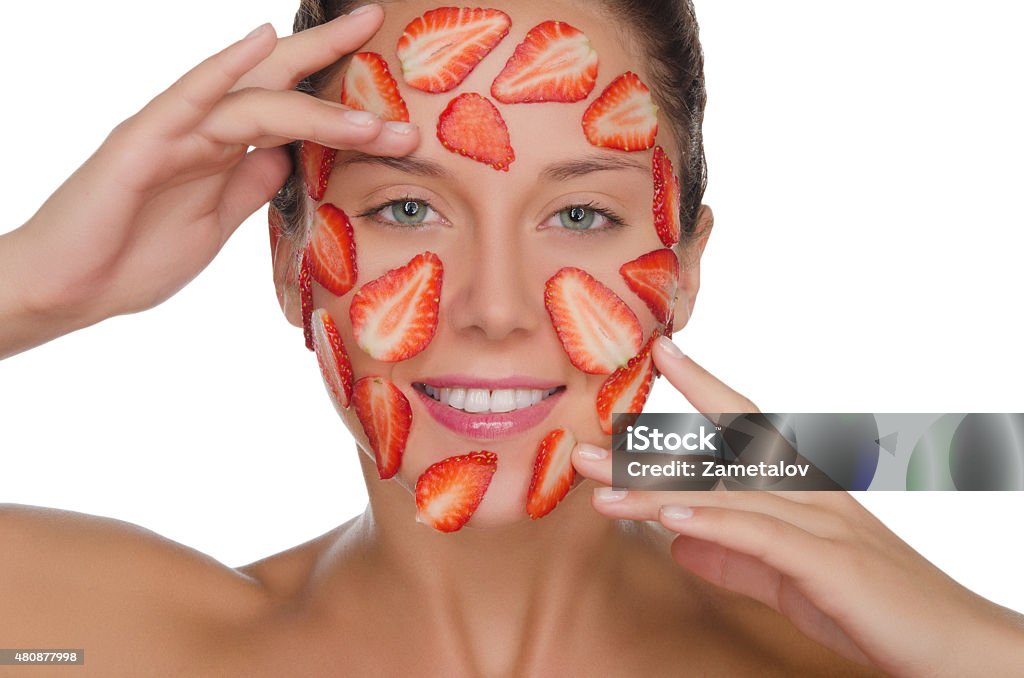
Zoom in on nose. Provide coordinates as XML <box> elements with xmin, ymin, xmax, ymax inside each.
<box><xmin>444</xmin><ymin>224</ymin><xmax>545</xmax><ymax>342</ymax></box>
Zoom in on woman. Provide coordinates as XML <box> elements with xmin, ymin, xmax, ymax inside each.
<box><xmin>1</xmin><ymin>1</ymin><xmax>1022</xmax><ymax>676</ymax></box>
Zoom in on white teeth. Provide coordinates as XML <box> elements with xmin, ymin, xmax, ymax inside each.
<box><xmin>420</xmin><ymin>384</ymin><xmax>561</xmax><ymax>413</ymax></box>
<box><xmin>463</xmin><ymin>388</ymin><xmax>490</xmax><ymax>413</ymax></box>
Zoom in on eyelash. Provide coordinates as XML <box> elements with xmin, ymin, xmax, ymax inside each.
<box><xmin>355</xmin><ymin>196</ymin><xmax>628</xmax><ymax>235</ymax></box>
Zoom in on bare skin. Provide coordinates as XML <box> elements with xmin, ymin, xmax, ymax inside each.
<box><xmin>1</xmin><ymin>4</ymin><xmax>1022</xmax><ymax>678</ymax></box>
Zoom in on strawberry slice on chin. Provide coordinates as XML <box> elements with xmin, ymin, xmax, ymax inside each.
<box><xmin>526</xmin><ymin>428</ymin><xmax>578</xmax><ymax>519</ymax></box>
<box><xmin>341</xmin><ymin>52</ymin><xmax>410</xmax><ymax>122</ymax></box>
<box><xmin>652</xmin><ymin>146</ymin><xmax>682</xmax><ymax>247</ymax></box>
<box><xmin>544</xmin><ymin>266</ymin><xmax>643</xmax><ymax>375</ymax></box>
<box><xmin>437</xmin><ymin>93</ymin><xmax>515</xmax><ymax>171</ymax></box>
<box><xmin>349</xmin><ymin>251</ymin><xmax>444</xmax><ymax>362</ymax></box>
<box><xmin>397</xmin><ymin>7</ymin><xmax>511</xmax><ymax>93</ymax></box>
<box><xmin>582</xmin><ymin>71</ymin><xmax>659</xmax><ymax>152</ymax></box>
<box><xmin>619</xmin><ymin>248</ymin><xmax>681</xmax><ymax>324</ymax></box>
<box><xmin>415</xmin><ymin>451</ymin><xmax>498</xmax><ymax>532</ymax></box>
<box><xmin>596</xmin><ymin>333</ymin><xmax>657</xmax><ymax>435</ymax></box>
<box><xmin>311</xmin><ymin>308</ymin><xmax>354</xmax><ymax>413</ymax></box>
<box><xmin>353</xmin><ymin>376</ymin><xmax>413</xmax><ymax>480</ymax></box>
<box><xmin>301</xmin><ymin>141</ymin><xmax>337</xmax><ymax>202</ymax></box>
<box><xmin>309</xmin><ymin>203</ymin><xmax>358</xmax><ymax>298</ymax></box>
<box><xmin>491</xmin><ymin>20</ymin><xmax>599</xmax><ymax>104</ymax></box>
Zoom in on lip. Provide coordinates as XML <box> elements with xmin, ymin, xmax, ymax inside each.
<box><xmin>412</xmin><ymin>382</ymin><xmax>566</xmax><ymax>440</ymax></box>
<box><xmin>413</xmin><ymin>374</ymin><xmax>564</xmax><ymax>390</ymax></box>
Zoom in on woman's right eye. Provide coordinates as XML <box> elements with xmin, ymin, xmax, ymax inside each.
<box><xmin>365</xmin><ymin>199</ymin><xmax>444</xmax><ymax>228</ymax></box>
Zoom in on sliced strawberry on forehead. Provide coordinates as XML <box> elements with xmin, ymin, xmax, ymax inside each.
<box><xmin>596</xmin><ymin>334</ymin><xmax>656</xmax><ymax>435</ymax></box>
<box><xmin>652</xmin><ymin>146</ymin><xmax>681</xmax><ymax>247</ymax></box>
<box><xmin>437</xmin><ymin>93</ymin><xmax>515</xmax><ymax>171</ymax></box>
<box><xmin>582</xmin><ymin>71</ymin><xmax>658</xmax><ymax>152</ymax></box>
<box><xmin>397</xmin><ymin>7</ymin><xmax>511</xmax><ymax>93</ymax></box>
<box><xmin>299</xmin><ymin>245</ymin><xmax>315</xmax><ymax>352</ymax></box>
<box><xmin>349</xmin><ymin>251</ymin><xmax>443</xmax><ymax>362</ymax></box>
<box><xmin>491</xmin><ymin>20</ymin><xmax>598</xmax><ymax>104</ymax></box>
<box><xmin>415</xmin><ymin>451</ymin><xmax>498</xmax><ymax>532</ymax></box>
<box><xmin>544</xmin><ymin>267</ymin><xmax>643</xmax><ymax>374</ymax></box>
<box><xmin>309</xmin><ymin>203</ymin><xmax>358</xmax><ymax>297</ymax></box>
<box><xmin>341</xmin><ymin>52</ymin><xmax>410</xmax><ymax>122</ymax></box>
<box><xmin>353</xmin><ymin>377</ymin><xmax>412</xmax><ymax>480</ymax></box>
<box><xmin>312</xmin><ymin>308</ymin><xmax>354</xmax><ymax>413</ymax></box>
<box><xmin>301</xmin><ymin>141</ymin><xmax>336</xmax><ymax>201</ymax></box>
<box><xmin>526</xmin><ymin>428</ymin><xmax>577</xmax><ymax>519</ymax></box>
<box><xmin>619</xmin><ymin>248</ymin><xmax>680</xmax><ymax>324</ymax></box>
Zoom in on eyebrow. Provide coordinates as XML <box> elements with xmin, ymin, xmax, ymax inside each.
<box><xmin>336</xmin><ymin>152</ymin><xmax>650</xmax><ymax>181</ymax></box>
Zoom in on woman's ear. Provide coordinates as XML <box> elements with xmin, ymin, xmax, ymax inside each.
<box><xmin>270</xmin><ymin>214</ymin><xmax>304</xmax><ymax>329</ymax></box>
<box><xmin>671</xmin><ymin>204</ymin><xmax>713</xmax><ymax>332</ymax></box>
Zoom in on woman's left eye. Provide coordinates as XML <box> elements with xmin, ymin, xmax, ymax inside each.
<box><xmin>544</xmin><ymin>203</ymin><xmax>626</xmax><ymax>233</ymax></box>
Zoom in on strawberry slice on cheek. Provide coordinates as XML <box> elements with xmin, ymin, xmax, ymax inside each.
<box><xmin>353</xmin><ymin>376</ymin><xmax>413</xmax><ymax>480</ymax></box>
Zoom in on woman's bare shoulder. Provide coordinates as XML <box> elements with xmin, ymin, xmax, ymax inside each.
<box><xmin>0</xmin><ymin>503</ymin><xmax>270</xmax><ymax>670</ymax></box>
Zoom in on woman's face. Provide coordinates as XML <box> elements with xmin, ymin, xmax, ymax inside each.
<box><xmin>278</xmin><ymin>0</ymin><xmax>698</xmax><ymax>529</ymax></box>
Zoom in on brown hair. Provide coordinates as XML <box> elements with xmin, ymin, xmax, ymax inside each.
<box><xmin>272</xmin><ymin>0</ymin><xmax>709</xmax><ymax>248</ymax></box>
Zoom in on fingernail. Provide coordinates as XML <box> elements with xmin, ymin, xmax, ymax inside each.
<box><xmin>576</xmin><ymin>443</ymin><xmax>608</xmax><ymax>460</ymax></box>
<box><xmin>244</xmin><ymin>23</ymin><xmax>272</xmax><ymax>40</ymax></box>
<box><xmin>384</xmin><ymin>120</ymin><xmax>417</xmax><ymax>135</ymax></box>
<box><xmin>344</xmin><ymin>109</ymin><xmax>379</xmax><ymax>126</ymax></box>
<box><xmin>349</xmin><ymin>3</ymin><xmax>378</xmax><ymax>16</ymax></box>
<box><xmin>656</xmin><ymin>335</ymin><xmax>684</xmax><ymax>360</ymax></box>
<box><xmin>661</xmin><ymin>504</ymin><xmax>693</xmax><ymax>520</ymax></box>
<box><xmin>594</xmin><ymin>487</ymin><xmax>628</xmax><ymax>502</ymax></box>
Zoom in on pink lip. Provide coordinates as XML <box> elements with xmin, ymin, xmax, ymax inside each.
<box><xmin>414</xmin><ymin>374</ymin><xmax>563</xmax><ymax>390</ymax></box>
<box><xmin>413</xmin><ymin>385</ymin><xmax>565</xmax><ymax>440</ymax></box>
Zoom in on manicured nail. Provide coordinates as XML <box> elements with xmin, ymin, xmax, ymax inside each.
<box><xmin>661</xmin><ymin>504</ymin><xmax>693</xmax><ymax>520</ymax></box>
<box><xmin>349</xmin><ymin>3</ymin><xmax>378</xmax><ymax>15</ymax></box>
<box><xmin>244</xmin><ymin>23</ymin><xmax>272</xmax><ymax>40</ymax></box>
<box><xmin>576</xmin><ymin>443</ymin><xmax>608</xmax><ymax>460</ymax></box>
<box><xmin>656</xmin><ymin>334</ymin><xmax>684</xmax><ymax>360</ymax></box>
<box><xmin>594</xmin><ymin>487</ymin><xmax>627</xmax><ymax>502</ymax></box>
<box><xmin>344</xmin><ymin>109</ymin><xmax>379</xmax><ymax>126</ymax></box>
<box><xmin>384</xmin><ymin>121</ymin><xmax>417</xmax><ymax>135</ymax></box>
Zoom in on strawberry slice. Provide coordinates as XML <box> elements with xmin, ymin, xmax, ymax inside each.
<box><xmin>341</xmin><ymin>52</ymin><xmax>410</xmax><ymax>122</ymax></box>
<box><xmin>299</xmin><ymin>245</ymin><xmax>315</xmax><ymax>352</ymax></box>
<box><xmin>301</xmin><ymin>141</ymin><xmax>336</xmax><ymax>201</ymax></box>
<box><xmin>397</xmin><ymin>7</ymin><xmax>511</xmax><ymax>93</ymax></box>
<box><xmin>437</xmin><ymin>93</ymin><xmax>515</xmax><ymax>171</ymax></box>
<box><xmin>652</xmin><ymin>146</ymin><xmax>681</xmax><ymax>247</ymax></box>
<box><xmin>309</xmin><ymin>203</ymin><xmax>358</xmax><ymax>297</ymax></box>
<box><xmin>544</xmin><ymin>267</ymin><xmax>642</xmax><ymax>374</ymax></box>
<box><xmin>619</xmin><ymin>248</ymin><xmax>680</xmax><ymax>324</ymax></box>
<box><xmin>526</xmin><ymin>428</ymin><xmax>578</xmax><ymax>519</ymax></box>
<box><xmin>582</xmin><ymin>71</ymin><xmax>658</xmax><ymax>152</ymax></box>
<box><xmin>415</xmin><ymin>451</ymin><xmax>498</xmax><ymax>532</ymax></box>
<box><xmin>349</xmin><ymin>251</ymin><xmax>443</xmax><ymax>362</ymax></box>
<box><xmin>596</xmin><ymin>334</ymin><xmax>656</xmax><ymax>435</ymax></box>
<box><xmin>491</xmin><ymin>20</ymin><xmax>598</xmax><ymax>104</ymax></box>
<box><xmin>353</xmin><ymin>376</ymin><xmax>413</xmax><ymax>479</ymax></box>
<box><xmin>311</xmin><ymin>308</ymin><xmax>354</xmax><ymax>413</ymax></box>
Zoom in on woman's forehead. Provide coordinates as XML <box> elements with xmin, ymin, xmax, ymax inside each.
<box><xmin>321</xmin><ymin>0</ymin><xmax>677</xmax><ymax>182</ymax></box>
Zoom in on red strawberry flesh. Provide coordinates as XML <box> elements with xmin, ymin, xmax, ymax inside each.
<box><xmin>299</xmin><ymin>246</ymin><xmax>315</xmax><ymax>352</ymax></box>
<box><xmin>544</xmin><ymin>267</ymin><xmax>643</xmax><ymax>374</ymax></box>
<box><xmin>652</xmin><ymin>146</ymin><xmax>681</xmax><ymax>247</ymax></box>
<box><xmin>491</xmin><ymin>20</ymin><xmax>598</xmax><ymax>104</ymax></box>
<box><xmin>309</xmin><ymin>203</ymin><xmax>358</xmax><ymax>297</ymax></box>
<box><xmin>312</xmin><ymin>308</ymin><xmax>354</xmax><ymax>412</ymax></box>
<box><xmin>619</xmin><ymin>248</ymin><xmax>680</xmax><ymax>324</ymax></box>
<box><xmin>527</xmin><ymin>428</ymin><xmax>578</xmax><ymax>519</ymax></box>
<box><xmin>301</xmin><ymin>141</ymin><xmax>336</xmax><ymax>201</ymax></box>
<box><xmin>341</xmin><ymin>52</ymin><xmax>410</xmax><ymax>122</ymax></box>
<box><xmin>582</xmin><ymin>71</ymin><xmax>658</xmax><ymax>152</ymax></box>
<box><xmin>415</xmin><ymin>451</ymin><xmax>498</xmax><ymax>532</ymax></box>
<box><xmin>353</xmin><ymin>376</ymin><xmax>413</xmax><ymax>480</ymax></box>
<box><xmin>596</xmin><ymin>333</ymin><xmax>656</xmax><ymax>435</ymax></box>
<box><xmin>437</xmin><ymin>93</ymin><xmax>515</xmax><ymax>171</ymax></box>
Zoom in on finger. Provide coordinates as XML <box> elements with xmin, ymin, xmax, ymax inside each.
<box><xmin>652</xmin><ymin>335</ymin><xmax>759</xmax><ymax>420</ymax></box>
<box><xmin>199</xmin><ymin>89</ymin><xmax>420</xmax><ymax>152</ymax></box>
<box><xmin>140</xmin><ymin>23</ymin><xmax>279</xmax><ymax>137</ymax></box>
<box><xmin>589</xmin><ymin>486</ymin><xmax>843</xmax><ymax>538</ymax></box>
<box><xmin>234</xmin><ymin>4</ymin><xmax>386</xmax><ymax>91</ymax></box>
<box><xmin>217</xmin><ymin>146</ymin><xmax>292</xmax><ymax>242</ymax></box>
<box><xmin>572</xmin><ymin>443</ymin><xmax>614</xmax><ymax>484</ymax></box>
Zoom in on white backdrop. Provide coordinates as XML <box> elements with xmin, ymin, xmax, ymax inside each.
<box><xmin>1</xmin><ymin>1</ymin><xmax>1022</xmax><ymax>615</ymax></box>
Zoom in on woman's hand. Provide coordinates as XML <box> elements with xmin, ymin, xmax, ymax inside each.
<box><xmin>0</xmin><ymin>4</ymin><xmax>417</xmax><ymax>359</ymax></box>
<box><xmin>573</xmin><ymin>334</ymin><xmax>1024</xmax><ymax>677</ymax></box>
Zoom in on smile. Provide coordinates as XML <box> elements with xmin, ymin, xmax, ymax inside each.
<box><xmin>412</xmin><ymin>383</ymin><xmax>565</xmax><ymax>413</ymax></box>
